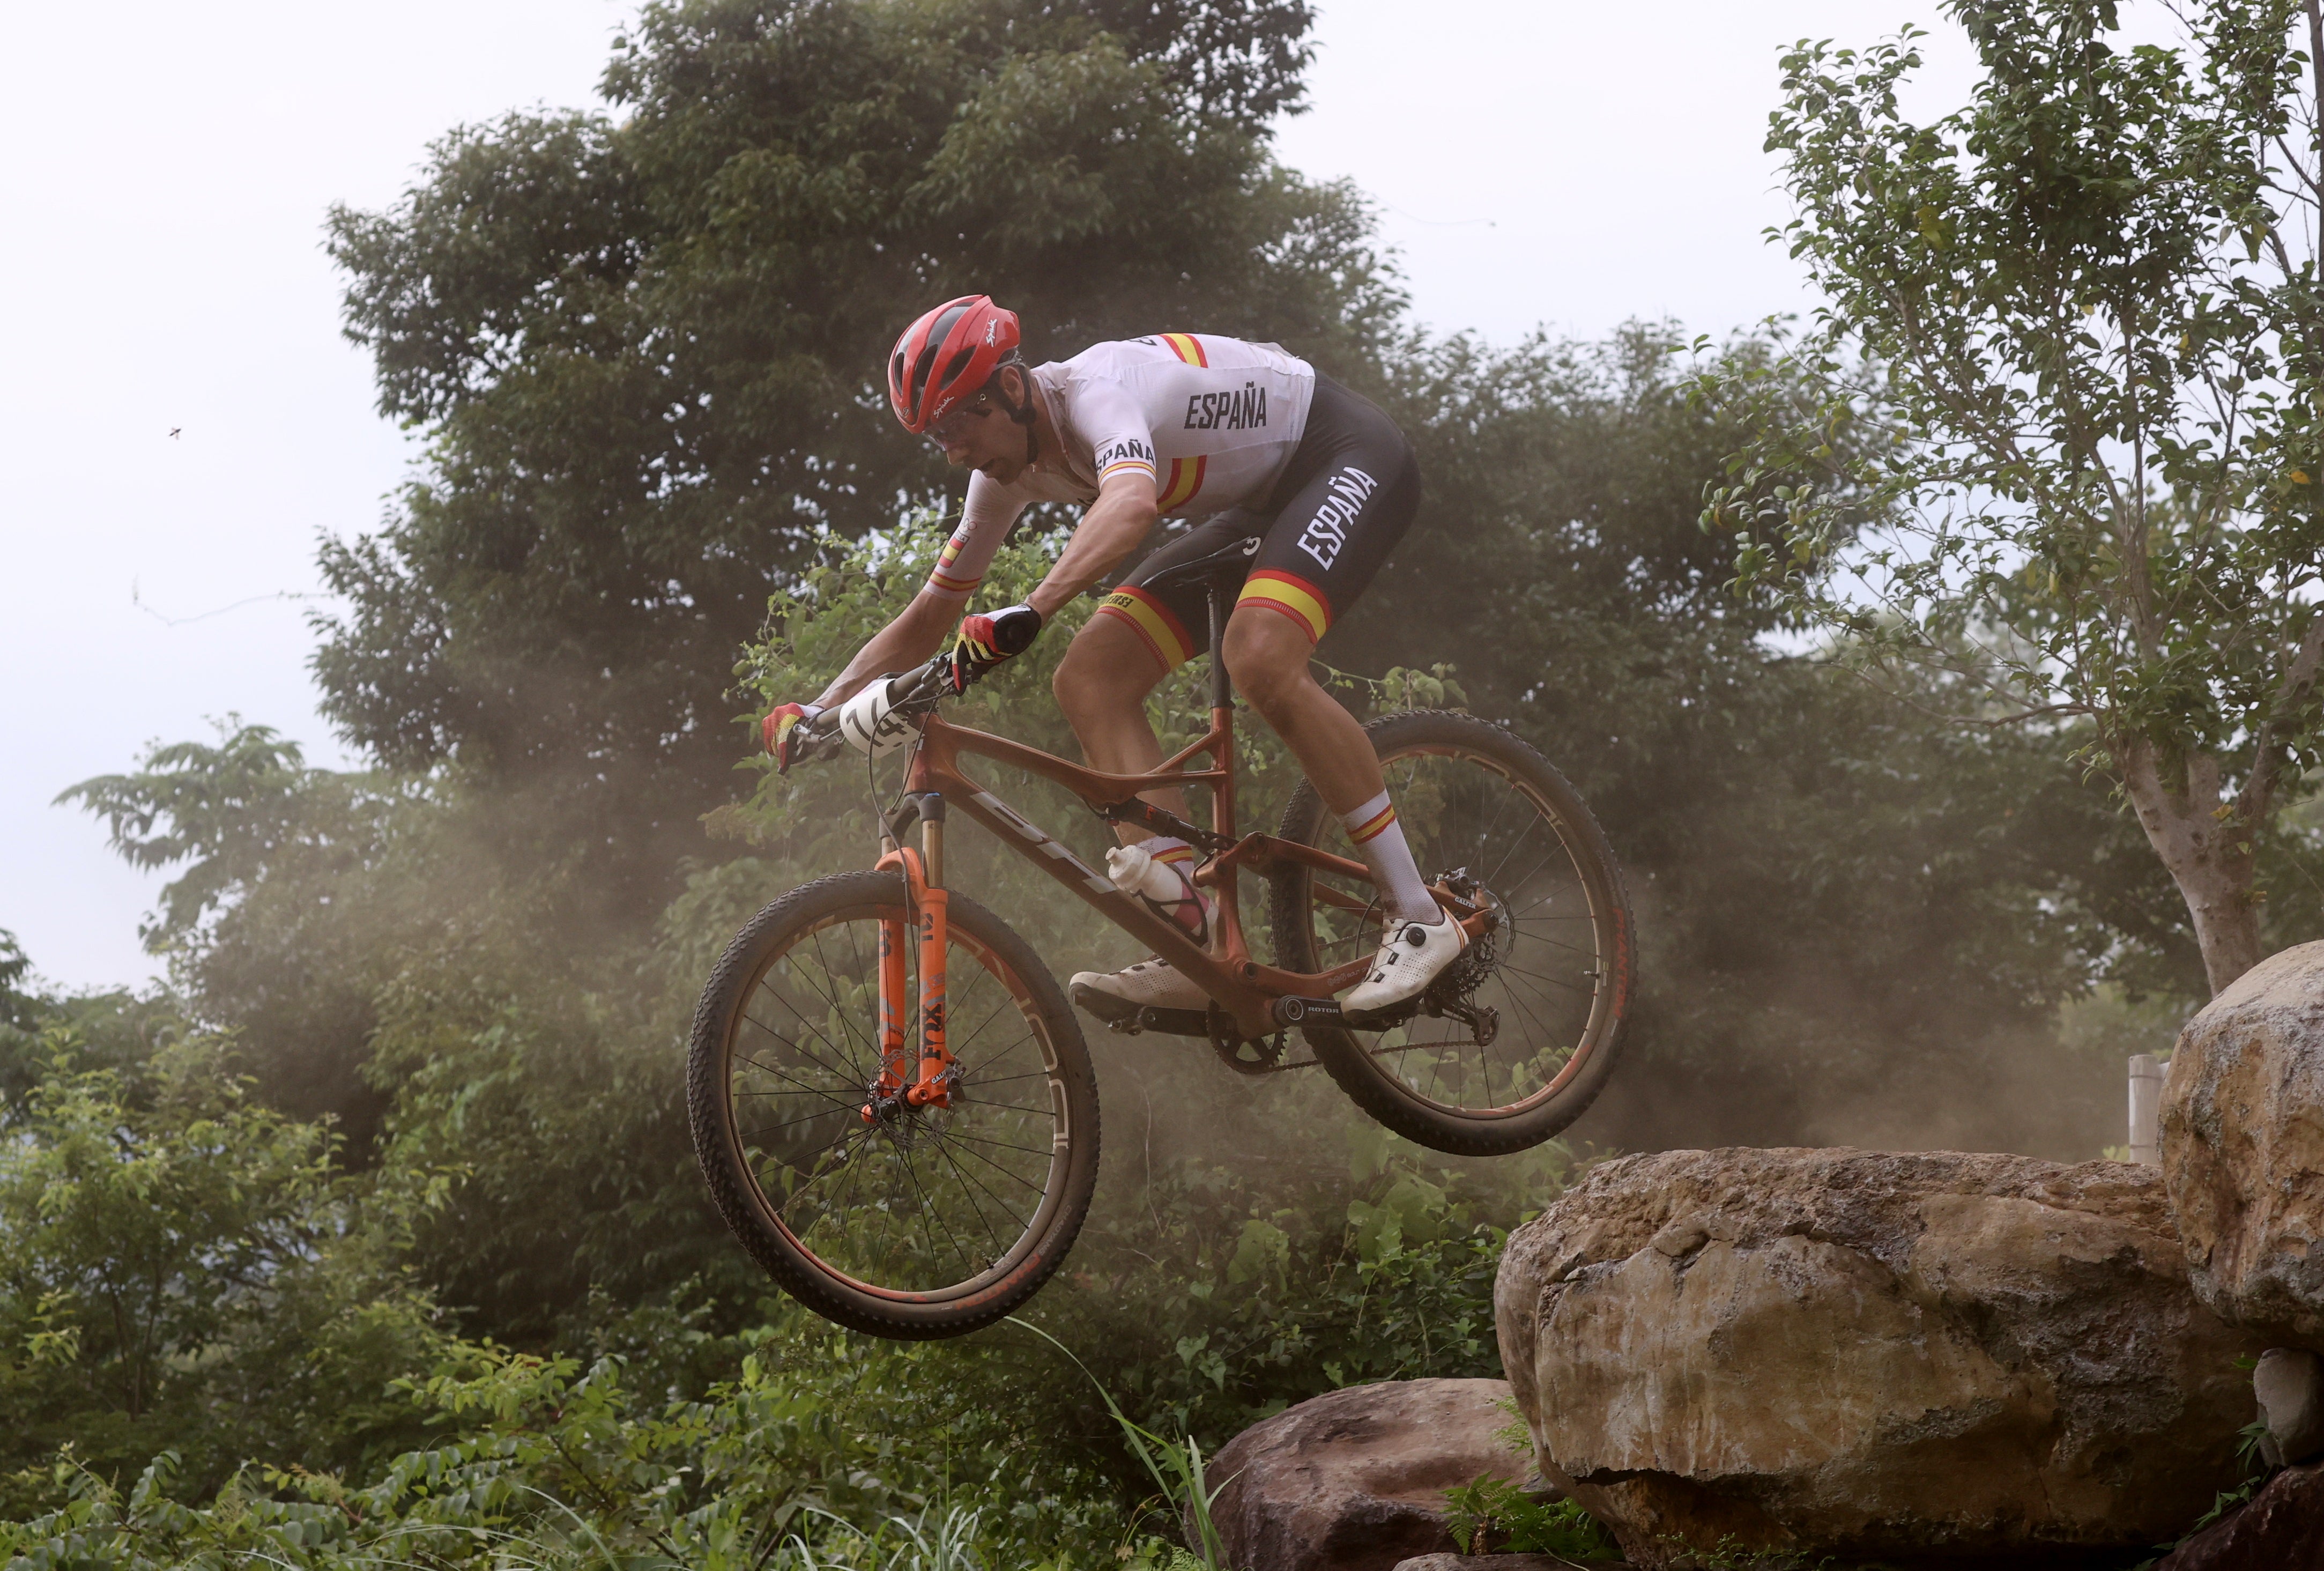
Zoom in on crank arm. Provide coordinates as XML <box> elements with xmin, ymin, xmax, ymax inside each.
<box><xmin>1271</xmin><ymin>995</ymin><xmax>1418</xmax><ymax>1031</ymax></box>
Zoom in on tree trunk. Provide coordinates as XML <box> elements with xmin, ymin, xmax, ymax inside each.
<box><xmin>2117</xmin><ymin>738</ymin><xmax>2263</xmax><ymax>995</ymax></box>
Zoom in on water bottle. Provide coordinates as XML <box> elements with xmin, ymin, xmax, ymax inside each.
<box><xmin>1105</xmin><ymin>843</ymin><xmax>1208</xmax><ymax>942</ymax></box>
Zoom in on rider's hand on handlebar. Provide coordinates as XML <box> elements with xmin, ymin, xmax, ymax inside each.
<box><xmin>764</xmin><ymin>701</ymin><xmax>826</xmax><ymax>774</ymax></box>
<box><xmin>947</xmin><ymin>603</ymin><xmax>1043</xmax><ymax>694</ymax></box>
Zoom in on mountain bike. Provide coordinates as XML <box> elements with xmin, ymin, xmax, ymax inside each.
<box><xmin>687</xmin><ymin>538</ymin><xmax>1635</xmax><ymax>1340</ymax></box>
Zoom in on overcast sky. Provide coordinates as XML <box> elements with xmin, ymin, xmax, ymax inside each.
<box><xmin>0</xmin><ymin>1</ymin><xmax>2010</xmax><ymax>991</ymax></box>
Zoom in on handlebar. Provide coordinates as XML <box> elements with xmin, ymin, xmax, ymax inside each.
<box><xmin>787</xmin><ymin>655</ymin><xmax>952</xmax><ymax>769</ymax></box>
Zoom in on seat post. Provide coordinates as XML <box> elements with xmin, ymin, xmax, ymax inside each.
<box><xmin>1205</xmin><ymin>569</ymin><xmax>1237</xmax><ymax>846</ymax></box>
<box><xmin>1207</xmin><ymin>573</ymin><xmax>1232</xmax><ymax>709</ymax></box>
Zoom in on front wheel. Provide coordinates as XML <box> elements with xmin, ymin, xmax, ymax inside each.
<box><xmin>687</xmin><ymin>871</ymin><xmax>1099</xmax><ymax>1339</ymax></box>
<box><xmin>1268</xmin><ymin>711</ymin><xmax>1636</xmax><ymax>1155</ymax></box>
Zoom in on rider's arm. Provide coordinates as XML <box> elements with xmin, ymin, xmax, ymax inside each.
<box><xmin>813</xmin><ymin>475</ymin><xmax>1030</xmax><ymax>707</ymax></box>
<box><xmin>813</xmin><ymin>589</ymin><xmax>959</xmax><ymax>708</ymax></box>
<box><xmin>1026</xmin><ymin>470</ymin><xmax>1161</xmax><ymax>620</ymax></box>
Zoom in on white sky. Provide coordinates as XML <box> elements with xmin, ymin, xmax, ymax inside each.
<box><xmin>0</xmin><ymin>2</ymin><xmax>2013</xmax><ymax>991</ymax></box>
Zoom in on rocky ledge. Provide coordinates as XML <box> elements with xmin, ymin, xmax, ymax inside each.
<box><xmin>2162</xmin><ymin>941</ymin><xmax>2324</xmax><ymax>1346</ymax></box>
<box><xmin>1495</xmin><ymin>1147</ymin><xmax>2266</xmax><ymax>1568</ymax></box>
<box><xmin>1200</xmin><ymin>1378</ymin><xmax>1534</xmax><ymax>1571</ymax></box>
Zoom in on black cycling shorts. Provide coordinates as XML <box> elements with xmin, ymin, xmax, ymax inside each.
<box><xmin>1095</xmin><ymin>374</ymin><xmax>1421</xmax><ymax>669</ymax></box>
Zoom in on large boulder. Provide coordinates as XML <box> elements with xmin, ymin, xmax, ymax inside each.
<box><xmin>1496</xmin><ymin>1148</ymin><xmax>2265</xmax><ymax>1568</ymax></box>
<box><xmin>1203</xmin><ymin>1378</ymin><xmax>1531</xmax><ymax>1571</ymax></box>
<box><xmin>2153</xmin><ymin>1459</ymin><xmax>2324</xmax><ymax>1569</ymax></box>
<box><xmin>2160</xmin><ymin>940</ymin><xmax>2324</xmax><ymax>1345</ymax></box>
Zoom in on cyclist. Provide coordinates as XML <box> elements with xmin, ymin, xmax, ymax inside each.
<box><xmin>766</xmin><ymin>295</ymin><xmax>1460</xmax><ymax>1018</ymax></box>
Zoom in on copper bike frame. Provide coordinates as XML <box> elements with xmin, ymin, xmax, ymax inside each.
<box><xmin>878</xmin><ymin>572</ymin><xmax>1487</xmax><ymax>1054</ymax></box>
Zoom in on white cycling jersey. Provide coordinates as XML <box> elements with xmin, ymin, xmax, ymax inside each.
<box><xmin>923</xmin><ymin>332</ymin><xmax>1315</xmax><ymax>601</ymax></box>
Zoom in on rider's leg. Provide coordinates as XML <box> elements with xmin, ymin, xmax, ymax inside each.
<box><xmin>1222</xmin><ymin>609</ymin><xmax>1438</xmax><ymax>925</ymax></box>
<box><xmin>1056</xmin><ymin>605</ymin><xmax>1216</xmax><ymax>1016</ymax></box>
<box><xmin>1051</xmin><ymin>609</ymin><xmax>1191</xmax><ymax>833</ymax></box>
<box><xmin>1223</xmin><ymin>376</ymin><xmax>1465</xmax><ymax>1010</ymax></box>
<box><xmin>1053</xmin><ymin>608</ymin><xmax>1214</xmax><ymax>948</ymax></box>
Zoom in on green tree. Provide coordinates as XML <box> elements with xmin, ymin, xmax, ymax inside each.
<box><xmin>1340</xmin><ymin>327</ymin><xmax>2178</xmax><ymax>1148</ymax></box>
<box><xmin>317</xmin><ymin>0</ymin><xmax>1390</xmax><ymax>920</ymax></box>
<box><xmin>57</xmin><ymin>725</ymin><xmax>411</xmax><ymax>1144</ymax></box>
<box><xmin>0</xmin><ymin>1035</ymin><xmax>442</xmax><ymax>1502</ymax></box>
<box><xmin>1707</xmin><ymin>0</ymin><xmax>2324</xmax><ymax>991</ymax></box>
<box><xmin>0</xmin><ymin>932</ymin><xmax>35</xmax><ymax>1053</ymax></box>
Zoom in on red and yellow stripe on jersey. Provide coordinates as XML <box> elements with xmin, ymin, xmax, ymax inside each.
<box><xmin>1235</xmin><ymin>569</ymin><xmax>1331</xmax><ymax>643</ymax></box>
<box><xmin>1156</xmin><ymin>455</ymin><xmax>1207</xmax><ymax>513</ymax></box>
<box><xmin>1097</xmin><ymin>586</ymin><xmax>1196</xmax><ymax>671</ymax></box>
<box><xmin>1143</xmin><ymin>336</ymin><xmax>1211</xmax><ymax>512</ymax></box>
<box><xmin>929</xmin><ymin>533</ymin><xmax>981</xmax><ymax>596</ymax></box>
<box><xmin>1347</xmin><ymin>799</ymin><xmax>1399</xmax><ymax>846</ymax></box>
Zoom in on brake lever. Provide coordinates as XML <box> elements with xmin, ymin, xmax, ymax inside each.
<box><xmin>899</xmin><ymin>657</ymin><xmax>953</xmax><ymax>708</ymax></box>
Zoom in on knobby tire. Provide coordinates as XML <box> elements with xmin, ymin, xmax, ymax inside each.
<box><xmin>687</xmin><ymin>870</ymin><xmax>1099</xmax><ymax>1339</ymax></box>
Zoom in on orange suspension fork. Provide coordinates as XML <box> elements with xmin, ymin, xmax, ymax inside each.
<box><xmin>875</xmin><ymin>912</ymin><xmax>910</xmax><ymax>1096</ymax></box>
<box><xmin>874</xmin><ymin>793</ymin><xmax>954</xmax><ymax>1110</ymax></box>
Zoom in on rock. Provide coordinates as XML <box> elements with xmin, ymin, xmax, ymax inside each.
<box><xmin>2256</xmin><ymin>1347</ymin><xmax>2324</xmax><ymax>1465</ymax></box>
<box><xmin>2162</xmin><ymin>941</ymin><xmax>2324</xmax><ymax>1345</ymax></box>
<box><xmin>1496</xmin><ymin>1147</ymin><xmax>2266</xmax><ymax>1569</ymax></box>
<box><xmin>1202</xmin><ymin>1378</ymin><xmax>1535</xmax><ymax>1571</ymax></box>
<box><xmin>2154</xmin><ymin>1459</ymin><xmax>2324</xmax><ymax>1569</ymax></box>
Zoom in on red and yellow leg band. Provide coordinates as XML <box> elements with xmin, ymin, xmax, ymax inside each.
<box><xmin>1348</xmin><ymin>801</ymin><xmax>1398</xmax><ymax>845</ymax></box>
<box><xmin>1236</xmin><ymin>569</ymin><xmax>1332</xmax><ymax>644</ymax></box>
<box><xmin>1098</xmin><ymin>586</ymin><xmax>1196</xmax><ymax>672</ymax></box>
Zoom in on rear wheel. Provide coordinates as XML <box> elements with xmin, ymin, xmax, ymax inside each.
<box><xmin>687</xmin><ymin>870</ymin><xmax>1098</xmax><ymax>1339</ymax></box>
<box><xmin>1268</xmin><ymin>710</ymin><xmax>1635</xmax><ymax>1154</ymax></box>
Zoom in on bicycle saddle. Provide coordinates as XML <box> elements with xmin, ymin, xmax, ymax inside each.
<box><xmin>1137</xmin><ymin>532</ymin><xmax>1263</xmax><ymax>592</ymax></box>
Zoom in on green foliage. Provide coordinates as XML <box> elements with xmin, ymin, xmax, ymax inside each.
<box><xmin>50</xmin><ymin>725</ymin><xmax>419</xmax><ymax>1144</ymax></box>
<box><xmin>0</xmin><ymin>1034</ymin><xmax>443</xmax><ymax>1508</ymax></box>
<box><xmin>1659</xmin><ymin>1539</ymin><xmax>1834</xmax><ymax>1571</ymax></box>
<box><xmin>1009</xmin><ymin>1321</ymin><xmax>1239</xmax><ymax>1571</ymax></box>
<box><xmin>1023</xmin><ymin>1118</ymin><xmax>1546</xmax><ymax>1447</ymax></box>
<box><xmin>1346</xmin><ymin>325</ymin><xmax>2182</xmax><ymax>1148</ymax></box>
<box><xmin>355</xmin><ymin>945</ymin><xmax>751</xmax><ymax>1348</ymax></box>
<box><xmin>1442</xmin><ymin>1473</ymin><xmax>1618</xmax><ymax>1560</ymax></box>
<box><xmin>0</xmin><ymin>933</ymin><xmax>34</xmax><ymax>1038</ymax></box>
<box><xmin>54</xmin><ymin>723</ymin><xmax>395</xmax><ymax>953</ymax></box>
<box><xmin>1702</xmin><ymin>1</ymin><xmax>2324</xmax><ymax>990</ymax></box>
<box><xmin>0</xmin><ymin>1343</ymin><xmax>1126</xmax><ymax>1570</ymax></box>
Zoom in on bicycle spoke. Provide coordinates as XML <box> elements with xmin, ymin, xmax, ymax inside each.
<box><xmin>741</xmin><ymin>1003</ymin><xmax>865</xmax><ymax>1090</ymax></box>
<box><xmin>925</xmin><ymin>1130</ymin><xmax>1036</xmax><ymax>1237</ymax></box>
<box><xmin>926</xmin><ymin>1134</ymin><xmax>1010</xmax><ymax>1253</ymax></box>
<box><xmin>940</xmin><ymin>1128</ymin><xmax>1060</xmax><ymax>1164</ymax></box>
<box><xmin>939</xmin><ymin>1133</ymin><xmax>1056</xmax><ymax>1195</ymax></box>
<box><xmin>736</xmin><ymin>1049</ymin><xmax>865</xmax><ymax>1108</ymax></box>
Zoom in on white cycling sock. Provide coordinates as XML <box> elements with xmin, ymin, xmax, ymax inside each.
<box><xmin>1340</xmin><ymin>790</ymin><xmax>1440</xmax><ymax>924</ymax></box>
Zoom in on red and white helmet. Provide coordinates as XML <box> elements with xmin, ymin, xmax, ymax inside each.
<box><xmin>888</xmin><ymin>295</ymin><xmax>1021</xmax><ymax>433</ymax></box>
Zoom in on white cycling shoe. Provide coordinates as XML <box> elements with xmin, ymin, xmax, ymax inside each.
<box><xmin>1342</xmin><ymin>914</ymin><xmax>1469</xmax><ymax>1016</ymax></box>
<box><xmin>1069</xmin><ymin>957</ymin><xmax>1212</xmax><ymax>1033</ymax></box>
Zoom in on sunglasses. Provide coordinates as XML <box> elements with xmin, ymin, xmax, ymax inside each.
<box><xmin>925</xmin><ymin>396</ymin><xmax>994</xmax><ymax>447</ymax></box>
